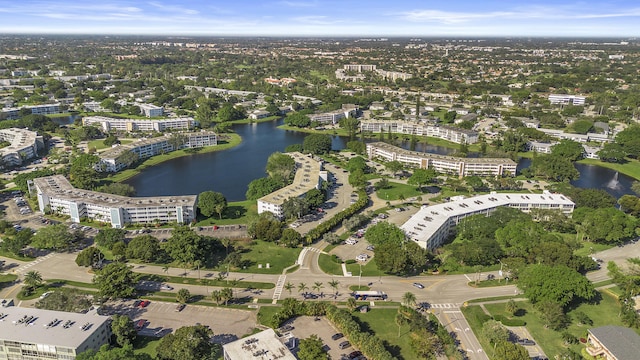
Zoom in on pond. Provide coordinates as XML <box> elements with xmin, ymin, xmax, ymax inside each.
<box><xmin>124</xmin><ymin>119</ymin><xmax>634</xmax><ymax>200</ymax></box>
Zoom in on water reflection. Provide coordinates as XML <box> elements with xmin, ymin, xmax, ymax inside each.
<box><xmin>124</xmin><ymin>119</ymin><xmax>634</xmax><ymax>200</ymax></box>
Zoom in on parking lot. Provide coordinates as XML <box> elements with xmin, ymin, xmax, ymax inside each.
<box><xmin>286</xmin><ymin>316</ymin><xmax>360</xmax><ymax>360</ymax></box>
<box><xmin>102</xmin><ymin>299</ymin><xmax>258</xmax><ymax>344</ymax></box>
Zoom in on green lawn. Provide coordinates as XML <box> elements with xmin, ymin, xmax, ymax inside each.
<box><xmin>257</xmin><ymin>305</ymin><xmax>281</xmax><ymax>327</ymax></box>
<box><xmin>227</xmin><ymin>115</ymin><xmax>281</xmax><ymax>124</ymax></box>
<box><xmin>0</xmin><ymin>249</ymin><xmax>35</xmax><ymax>261</ymax></box>
<box><xmin>573</xmin><ymin>240</ymin><xmax>614</xmax><ymax>257</ymax></box>
<box><xmin>195</xmin><ymin>199</ymin><xmax>258</xmax><ymax>226</ymax></box>
<box><xmin>375</xmin><ymin>181</ymin><xmax>426</xmax><ymax>201</ymax></box>
<box><xmin>579</xmin><ymin>158</ymin><xmax>640</xmax><ymax>181</ymax></box>
<box><xmin>318</xmin><ymin>254</ymin><xmax>344</xmax><ymax>275</ymax></box>
<box><xmin>345</xmin><ymin>259</ymin><xmax>386</xmax><ymax>277</ymax></box>
<box><xmin>0</xmin><ymin>274</ymin><xmax>18</xmax><ymax>290</ymax></box>
<box><xmin>473</xmin><ymin>290</ymin><xmax>636</xmax><ymax>359</ymax></box>
<box><xmin>133</xmin><ymin>336</ymin><xmax>161</xmax><ymax>358</ymax></box>
<box><xmin>223</xmin><ymin>239</ymin><xmax>300</xmax><ymax>275</ymax></box>
<box><xmin>88</xmin><ymin>139</ymin><xmax>135</xmax><ymax>151</ymax></box>
<box><xmin>353</xmin><ymin>308</ymin><xmax>416</xmax><ymax>360</ymax></box>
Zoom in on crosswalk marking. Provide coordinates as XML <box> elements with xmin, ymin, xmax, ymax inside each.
<box><xmin>14</xmin><ymin>253</ymin><xmax>56</xmax><ymax>274</ymax></box>
<box><xmin>272</xmin><ymin>275</ymin><xmax>287</xmax><ymax>301</ymax></box>
<box><xmin>430</xmin><ymin>303</ymin><xmax>462</xmax><ymax>309</ymax></box>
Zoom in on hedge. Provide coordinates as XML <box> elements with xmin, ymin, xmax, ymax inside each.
<box><xmin>305</xmin><ymin>189</ymin><xmax>368</xmax><ymax>244</ymax></box>
<box><xmin>494</xmin><ymin>314</ymin><xmax>526</xmax><ymax>326</ymax></box>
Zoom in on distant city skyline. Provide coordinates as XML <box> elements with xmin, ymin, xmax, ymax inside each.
<box><xmin>0</xmin><ymin>0</ymin><xmax>639</xmax><ymax>37</ymax></box>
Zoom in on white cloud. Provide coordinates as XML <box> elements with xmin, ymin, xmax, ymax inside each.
<box><xmin>147</xmin><ymin>1</ymin><xmax>199</xmax><ymax>15</ymax></box>
<box><xmin>398</xmin><ymin>5</ymin><xmax>640</xmax><ymax>24</ymax></box>
<box><xmin>278</xmin><ymin>1</ymin><xmax>318</xmax><ymax>7</ymax></box>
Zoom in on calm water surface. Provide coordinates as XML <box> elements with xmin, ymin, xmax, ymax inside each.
<box><xmin>125</xmin><ymin>120</ymin><xmax>633</xmax><ymax>200</ymax></box>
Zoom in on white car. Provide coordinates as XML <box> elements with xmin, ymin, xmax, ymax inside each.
<box><xmin>345</xmin><ymin>239</ymin><xmax>358</xmax><ymax>245</ymax></box>
<box><xmin>160</xmin><ymin>284</ymin><xmax>174</xmax><ymax>291</ymax></box>
<box><xmin>356</xmin><ymin>254</ymin><xmax>369</xmax><ymax>262</ymax></box>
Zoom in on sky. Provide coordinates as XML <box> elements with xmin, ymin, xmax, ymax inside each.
<box><xmin>0</xmin><ymin>0</ymin><xmax>638</xmax><ymax>37</ymax></box>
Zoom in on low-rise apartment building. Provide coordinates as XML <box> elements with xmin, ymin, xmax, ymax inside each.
<box><xmin>32</xmin><ymin>175</ymin><xmax>197</xmax><ymax>227</ymax></box>
<box><xmin>138</xmin><ymin>103</ymin><xmax>164</xmax><ymax>117</ymax></box>
<box><xmin>586</xmin><ymin>325</ymin><xmax>640</xmax><ymax>360</ymax></box>
<box><xmin>98</xmin><ymin>131</ymin><xmax>217</xmax><ymax>172</ymax></box>
<box><xmin>361</xmin><ymin>120</ymin><xmax>478</xmax><ymax>144</ymax></box>
<box><xmin>83</xmin><ymin>116</ymin><xmax>196</xmax><ymax>133</ymax></box>
<box><xmin>0</xmin><ymin>306</ymin><xmax>111</xmax><ymax>360</ymax></box>
<box><xmin>0</xmin><ymin>128</ymin><xmax>44</xmax><ymax>166</ymax></box>
<box><xmin>366</xmin><ymin>142</ymin><xmax>516</xmax><ymax>178</ymax></box>
<box><xmin>548</xmin><ymin>94</ymin><xmax>586</xmax><ymax>105</ymax></box>
<box><xmin>309</xmin><ymin>109</ymin><xmax>356</xmax><ymax>125</ymax></box>
<box><xmin>402</xmin><ymin>191</ymin><xmax>575</xmax><ymax>250</ymax></box>
<box><xmin>1</xmin><ymin>104</ymin><xmax>61</xmax><ymax>120</ymax></box>
<box><xmin>257</xmin><ymin>152</ymin><xmax>328</xmax><ymax>219</ymax></box>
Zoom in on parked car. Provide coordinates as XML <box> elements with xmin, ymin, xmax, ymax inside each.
<box><xmin>160</xmin><ymin>284</ymin><xmax>174</xmax><ymax>291</ymax></box>
<box><xmin>175</xmin><ymin>304</ymin><xmax>186</xmax><ymax>312</ymax></box>
<box><xmin>412</xmin><ymin>282</ymin><xmax>425</xmax><ymax>289</ymax></box>
<box><xmin>280</xmin><ymin>324</ymin><xmax>294</xmax><ymax>332</ymax></box>
<box><xmin>135</xmin><ymin>319</ymin><xmax>147</xmax><ymax>330</ymax></box>
<box><xmin>356</xmin><ymin>254</ymin><xmax>369</xmax><ymax>262</ymax></box>
<box><xmin>138</xmin><ymin>300</ymin><xmax>150</xmax><ymax>308</ymax></box>
<box><xmin>517</xmin><ymin>339</ymin><xmax>535</xmax><ymax>346</ymax></box>
<box><xmin>331</xmin><ymin>333</ymin><xmax>344</xmax><ymax>340</ymax></box>
<box><xmin>339</xmin><ymin>341</ymin><xmax>351</xmax><ymax>349</ymax></box>
<box><xmin>349</xmin><ymin>351</ymin><xmax>363</xmax><ymax>359</ymax></box>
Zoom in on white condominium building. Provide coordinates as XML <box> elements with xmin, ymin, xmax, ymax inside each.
<box><xmin>309</xmin><ymin>108</ymin><xmax>356</xmax><ymax>125</ymax></box>
<box><xmin>32</xmin><ymin>175</ymin><xmax>197</xmax><ymax>228</ymax></box>
<box><xmin>137</xmin><ymin>103</ymin><xmax>164</xmax><ymax>117</ymax></box>
<box><xmin>366</xmin><ymin>142</ymin><xmax>515</xmax><ymax>178</ymax></box>
<box><xmin>548</xmin><ymin>94</ymin><xmax>586</xmax><ymax>105</ymax></box>
<box><xmin>83</xmin><ymin>116</ymin><xmax>196</xmax><ymax>133</ymax></box>
<box><xmin>402</xmin><ymin>191</ymin><xmax>575</xmax><ymax>250</ymax></box>
<box><xmin>257</xmin><ymin>152</ymin><xmax>328</xmax><ymax>219</ymax></box>
<box><xmin>1</xmin><ymin>104</ymin><xmax>61</xmax><ymax>120</ymax></box>
<box><xmin>98</xmin><ymin>131</ymin><xmax>217</xmax><ymax>172</ymax></box>
<box><xmin>0</xmin><ymin>128</ymin><xmax>44</xmax><ymax>166</ymax></box>
<box><xmin>0</xmin><ymin>306</ymin><xmax>111</xmax><ymax>360</ymax></box>
<box><xmin>361</xmin><ymin>120</ymin><xmax>478</xmax><ymax>144</ymax></box>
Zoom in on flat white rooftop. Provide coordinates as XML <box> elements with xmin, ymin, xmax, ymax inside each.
<box><xmin>401</xmin><ymin>191</ymin><xmax>575</xmax><ymax>248</ymax></box>
<box><xmin>0</xmin><ymin>306</ymin><xmax>110</xmax><ymax>348</ymax></box>
<box><xmin>223</xmin><ymin>328</ymin><xmax>296</xmax><ymax>360</ymax></box>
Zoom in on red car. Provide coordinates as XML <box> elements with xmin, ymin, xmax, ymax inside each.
<box><xmin>135</xmin><ymin>319</ymin><xmax>147</xmax><ymax>330</ymax></box>
<box><xmin>138</xmin><ymin>300</ymin><xmax>150</xmax><ymax>308</ymax></box>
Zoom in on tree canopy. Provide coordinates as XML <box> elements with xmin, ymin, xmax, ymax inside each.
<box><xmin>93</xmin><ymin>262</ymin><xmax>137</xmax><ymax>300</ymax></box>
<box><xmin>156</xmin><ymin>325</ymin><xmax>219</xmax><ymax>360</ymax></box>
<box><xmin>198</xmin><ymin>191</ymin><xmax>227</xmax><ymax>218</ymax></box>
<box><xmin>302</xmin><ymin>134</ymin><xmax>332</xmax><ymax>154</ymax></box>
<box><xmin>517</xmin><ymin>264</ymin><xmax>595</xmax><ymax>308</ymax></box>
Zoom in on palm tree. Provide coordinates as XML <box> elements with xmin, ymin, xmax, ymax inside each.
<box><xmin>297</xmin><ymin>282</ymin><xmax>308</xmax><ymax>299</ymax></box>
<box><xmin>24</xmin><ymin>270</ymin><xmax>43</xmax><ymax>290</ymax></box>
<box><xmin>211</xmin><ymin>290</ymin><xmax>222</xmax><ymax>305</ymax></box>
<box><xmin>328</xmin><ymin>280</ymin><xmax>339</xmax><ymax>298</ymax></box>
<box><xmin>284</xmin><ymin>282</ymin><xmax>294</xmax><ymax>295</ymax></box>
<box><xmin>221</xmin><ymin>287</ymin><xmax>233</xmax><ymax>306</ymax></box>
<box><xmin>162</xmin><ymin>265</ymin><xmax>169</xmax><ymax>275</ymax></box>
<box><xmin>395</xmin><ymin>312</ymin><xmax>408</xmax><ymax>338</ymax></box>
<box><xmin>402</xmin><ymin>292</ymin><xmax>417</xmax><ymax>308</ymax></box>
<box><xmin>313</xmin><ymin>281</ymin><xmax>323</xmax><ymax>296</ymax></box>
<box><xmin>346</xmin><ymin>297</ymin><xmax>357</xmax><ymax>312</ymax></box>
